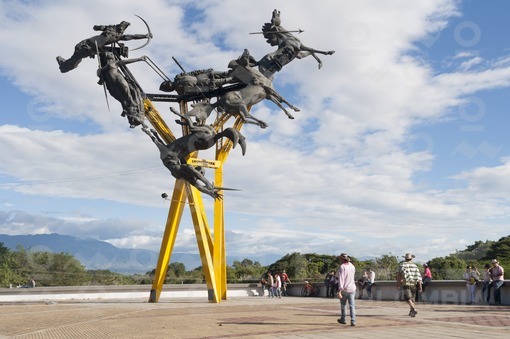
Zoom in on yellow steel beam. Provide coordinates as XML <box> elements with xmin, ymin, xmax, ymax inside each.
<box><xmin>143</xmin><ymin>99</ymin><xmax>176</xmax><ymax>143</ymax></box>
<box><xmin>213</xmin><ymin>116</ymin><xmax>244</xmax><ymax>300</ymax></box>
<box><xmin>144</xmin><ymin>98</ymin><xmax>243</xmax><ymax>303</ymax></box>
<box><xmin>187</xmin><ymin>184</ymin><xmax>218</xmax><ymax>302</ymax></box>
<box><xmin>149</xmin><ymin>179</ymin><xmax>187</xmax><ymax>302</ymax></box>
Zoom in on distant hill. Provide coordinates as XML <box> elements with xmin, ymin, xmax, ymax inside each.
<box><xmin>0</xmin><ymin>233</ymin><xmax>278</xmax><ymax>274</ymax></box>
<box><xmin>0</xmin><ymin>233</ymin><xmax>202</xmax><ymax>274</ymax></box>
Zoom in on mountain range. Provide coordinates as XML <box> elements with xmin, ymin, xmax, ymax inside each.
<box><xmin>0</xmin><ymin>233</ymin><xmax>209</xmax><ymax>274</ymax></box>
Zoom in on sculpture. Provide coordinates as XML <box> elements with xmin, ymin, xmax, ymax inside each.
<box><xmin>257</xmin><ymin>9</ymin><xmax>336</xmax><ymax>78</ymax></box>
<box><xmin>147</xmin><ymin>110</ymin><xmax>246</xmax><ymax>199</ymax></box>
<box><xmin>56</xmin><ymin>19</ymin><xmax>151</xmax><ymax>73</ymax></box>
<box><xmin>97</xmin><ymin>52</ymin><xmax>147</xmax><ymax>128</ymax></box>
<box><xmin>56</xmin><ymin>10</ymin><xmax>334</xmax><ymax>198</ymax></box>
<box><xmin>56</xmin><ymin>9</ymin><xmax>335</xmax><ymax>304</ymax></box>
<box><xmin>169</xmin><ymin>50</ymin><xmax>300</xmax><ymax>129</ymax></box>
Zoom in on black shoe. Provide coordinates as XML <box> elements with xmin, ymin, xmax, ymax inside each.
<box><xmin>351</xmin><ymin>322</ymin><xmax>356</xmax><ymax>326</ymax></box>
<box><xmin>337</xmin><ymin>319</ymin><xmax>346</xmax><ymax>324</ymax></box>
<box><xmin>409</xmin><ymin>309</ymin><xmax>417</xmax><ymax>317</ymax></box>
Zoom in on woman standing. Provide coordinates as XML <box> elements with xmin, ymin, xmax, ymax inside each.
<box><xmin>463</xmin><ymin>265</ymin><xmax>480</xmax><ymax>304</ymax></box>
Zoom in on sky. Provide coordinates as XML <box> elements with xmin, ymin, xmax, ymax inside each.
<box><xmin>1</xmin><ymin>0</ymin><xmax>510</xmax><ymax>267</ymax></box>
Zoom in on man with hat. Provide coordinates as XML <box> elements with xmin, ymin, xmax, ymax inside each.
<box><xmin>397</xmin><ymin>253</ymin><xmax>422</xmax><ymax>317</ymax></box>
<box><xmin>490</xmin><ymin>259</ymin><xmax>504</xmax><ymax>305</ymax></box>
<box><xmin>336</xmin><ymin>253</ymin><xmax>356</xmax><ymax>326</ymax></box>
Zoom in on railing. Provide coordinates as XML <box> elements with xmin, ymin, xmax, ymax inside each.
<box><xmin>1</xmin><ymin>281</ymin><xmax>507</xmax><ymax>305</ymax></box>
<box><xmin>286</xmin><ymin>280</ymin><xmax>508</xmax><ymax>304</ymax></box>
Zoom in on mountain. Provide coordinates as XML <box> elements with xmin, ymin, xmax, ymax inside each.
<box><xmin>0</xmin><ymin>233</ymin><xmax>201</xmax><ymax>274</ymax></box>
<box><xmin>0</xmin><ymin>234</ymin><xmax>279</xmax><ymax>274</ymax></box>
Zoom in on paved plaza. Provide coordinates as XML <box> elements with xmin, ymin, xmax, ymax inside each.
<box><xmin>0</xmin><ymin>296</ymin><xmax>508</xmax><ymax>338</ymax></box>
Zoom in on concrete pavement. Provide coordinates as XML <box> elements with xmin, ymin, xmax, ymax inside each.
<box><xmin>0</xmin><ymin>296</ymin><xmax>508</xmax><ymax>338</ymax></box>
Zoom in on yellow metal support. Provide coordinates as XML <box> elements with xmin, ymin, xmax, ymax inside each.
<box><xmin>146</xmin><ymin>98</ymin><xmax>243</xmax><ymax>303</ymax></box>
<box><xmin>187</xmin><ymin>184</ymin><xmax>218</xmax><ymax>302</ymax></box>
<box><xmin>149</xmin><ymin>179</ymin><xmax>187</xmax><ymax>302</ymax></box>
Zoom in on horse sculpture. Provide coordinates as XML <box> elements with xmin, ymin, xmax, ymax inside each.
<box><xmin>257</xmin><ymin>9</ymin><xmax>335</xmax><ymax>78</ymax></box>
<box><xmin>180</xmin><ymin>50</ymin><xmax>300</xmax><ymax>128</ymax></box>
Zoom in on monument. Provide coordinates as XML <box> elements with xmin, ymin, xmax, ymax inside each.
<box><xmin>56</xmin><ymin>10</ymin><xmax>334</xmax><ymax>303</ymax></box>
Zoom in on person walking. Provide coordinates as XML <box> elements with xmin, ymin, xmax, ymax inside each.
<box><xmin>397</xmin><ymin>253</ymin><xmax>422</xmax><ymax>317</ymax></box>
<box><xmin>336</xmin><ymin>253</ymin><xmax>356</xmax><ymax>326</ymax></box>
<box><xmin>463</xmin><ymin>265</ymin><xmax>480</xmax><ymax>304</ymax></box>
<box><xmin>490</xmin><ymin>259</ymin><xmax>505</xmax><ymax>305</ymax></box>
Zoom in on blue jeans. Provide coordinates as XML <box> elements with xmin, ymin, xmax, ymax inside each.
<box><xmin>365</xmin><ymin>282</ymin><xmax>374</xmax><ymax>299</ymax></box>
<box><xmin>339</xmin><ymin>291</ymin><xmax>356</xmax><ymax>324</ymax></box>
<box><xmin>481</xmin><ymin>281</ymin><xmax>492</xmax><ymax>302</ymax></box>
<box><xmin>493</xmin><ymin>280</ymin><xmax>504</xmax><ymax>304</ymax></box>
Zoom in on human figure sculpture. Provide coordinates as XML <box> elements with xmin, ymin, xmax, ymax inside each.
<box><xmin>257</xmin><ymin>9</ymin><xmax>335</xmax><ymax>78</ymax></box>
<box><xmin>56</xmin><ymin>20</ymin><xmax>151</xmax><ymax>73</ymax></box>
<box><xmin>97</xmin><ymin>51</ymin><xmax>146</xmax><ymax>128</ymax></box>
<box><xmin>147</xmin><ymin>110</ymin><xmax>246</xmax><ymax>199</ymax></box>
<box><xmin>159</xmin><ymin>68</ymin><xmax>235</xmax><ymax>96</ymax></box>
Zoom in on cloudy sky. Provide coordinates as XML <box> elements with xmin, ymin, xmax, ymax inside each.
<box><xmin>1</xmin><ymin>0</ymin><xmax>509</xmax><ymax>266</ymax></box>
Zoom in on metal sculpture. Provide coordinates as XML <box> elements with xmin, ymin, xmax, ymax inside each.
<box><xmin>56</xmin><ymin>10</ymin><xmax>334</xmax><ymax>303</ymax></box>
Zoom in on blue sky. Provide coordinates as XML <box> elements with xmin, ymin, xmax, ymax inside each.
<box><xmin>1</xmin><ymin>0</ymin><xmax>510</xmax><ymax>267</ymax></box>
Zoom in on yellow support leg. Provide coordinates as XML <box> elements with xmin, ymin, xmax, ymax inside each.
<box><xmin>145</xmin><ymin>98</ymin><xmax>244</xmax><ymax>303</ymax></box>
<box><xmin>214</xmin><ymin>165</ymin><xmax>227</xmax><ymax>300</ymax></box>
<box><xmin>187</xmin><ymin>185</ymin><xmax>218</xmax><ymax>302</ymax></box>
<box><xmin>149</xmin><ymin>179</ymin><xmax>187</xmax><ymax>302</ymax></box>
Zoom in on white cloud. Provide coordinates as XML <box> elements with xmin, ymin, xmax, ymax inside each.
<box><xmin>0</xmin><ymin>0</ymin><xmax>509</xmax><ymax>264</ymax></box>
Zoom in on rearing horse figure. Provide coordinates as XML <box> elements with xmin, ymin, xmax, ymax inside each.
<box><xmin>258</xmin><ymin>9</ymin><xmax>335</xmax><ymax>78</ymax></box>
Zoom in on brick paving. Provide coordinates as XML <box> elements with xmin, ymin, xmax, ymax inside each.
<box><xmin>0</xmin><ymin>297</ymin><xmax>508</xmax><ymax>338</ymax></box>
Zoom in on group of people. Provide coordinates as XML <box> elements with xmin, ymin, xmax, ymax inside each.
<box><xmin>297</xmin><ymin>252</ymin><xmax>505</xmax><ymax>327</ymax></box>
<box><xmin>259</xmin><ymin>253</ymin><xmax>505</xmax><ymax>328</ymax></box>
<box><xmin>464</xmin><ymin>259</ymin><xmax>505</xmax><ymax>305</ymax></box>
<box><xmin>260</xmin><ymin>270</ymin><xmax>291</xmax><ymax>298</ymax></box>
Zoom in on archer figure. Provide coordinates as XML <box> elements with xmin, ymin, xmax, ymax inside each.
<box><xmin>56</xmin><ymin>20</ymin><xmax>151</xmax><ymax>73</ymax></box>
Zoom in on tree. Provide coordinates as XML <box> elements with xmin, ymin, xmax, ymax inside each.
<box><xmin>483</xmin><ymin>235</ymin><xmax>510</xmax><ymax>261</ymax></box>
<box><xmin>0</xmin><ymin>243</ymin><xmax>23</xmax><ymax>287</ymax></box>
<box><xmin>168</xmin><ymin>262</ymin><xmax>186</xmax><ymax>279</ymax></box>
<box><xmin>87</xmin><ymin>270</ymin><xmax>134</xmax><ymax>285</ymax></box>
<box><xmin>428</xmin><ymin>255</ymin><xmax>466</xmax><ymax>280</ymax></box>
<box><xmin>48</xmin><ymin>252</ymin><xmax>87</xmax><ymax>286</ymax></box>
<box><xmin>454</xmin><ymin>240</ymin><xmax>494</xmax><ymax>261</ymax></box>
<box><xmin>268</xmin><ymin>253</ymin><xmax>307</xmax><ymax>280</ymax></box>
<box><xmin>367</xmin><ymin>253</ymin><xmax>399</xmax><ymax>280</ymax></box>
<box><xmin>229</xmin><ymin>259</ymin><xmax>265</xmax><ymax>282</ymax></box>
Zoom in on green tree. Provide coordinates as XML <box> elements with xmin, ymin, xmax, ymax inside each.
<box><xmin>454</xmin><ymin>240</ymin><xmax>494</xmax><ymax>261</ymax></box>
<box><xmin>428</xmin><ymin>255</ymin><xmax>466</xmax><ymax>280</ymax></box>
<box><xmin>483</xmin><ymin>235</ymin><xmax>510</xmax><ymax>261</ymax></box>
<box><xmin>48</xmin><ymin>252</ymin><xmax>87</xmax><ymax>286</ymax></box>
<box><xmin>168</xmin><ymin>262</ymin><xmax>186</xmax><ymax>279</ymax></box>
<box><xmin>86</xmin><ymin>270</ymin><xmax>134</xmax><ymax>285</ymax></box>
<box><xmin>229</xmin><ymin>259</ymin><xmax>265</xmax><ymax>282</ymax></box>
<box><xmin>366</xmin><ymin>253</ymin><xmax>399</xmax><ymax>280</ymax></box>
<box><xmin>0</xmin><ymin>243</ymin><xmax>23</xmax><ymax>287</ymax></box>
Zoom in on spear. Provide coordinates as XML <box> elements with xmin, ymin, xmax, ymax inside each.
<box><xmin>249</xmin><ymin>29</ymin><xmax>304</xmax><ymax>35</ymax></box>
